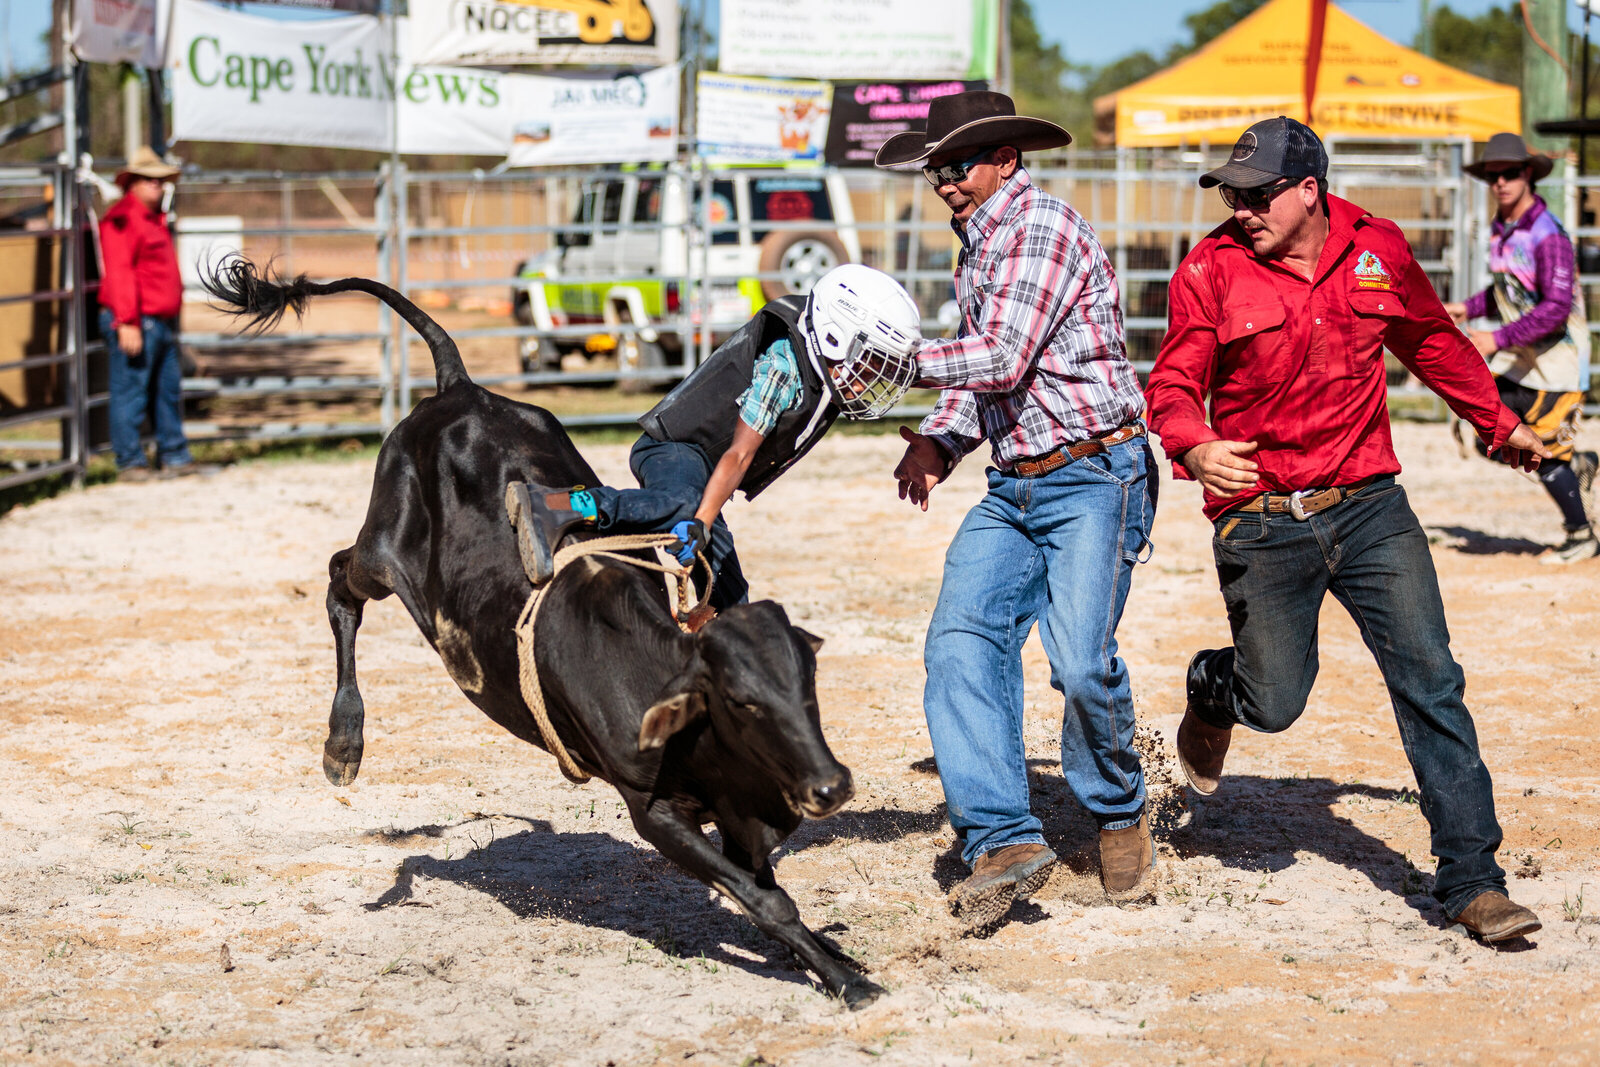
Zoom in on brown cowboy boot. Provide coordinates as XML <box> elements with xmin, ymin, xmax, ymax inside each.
<box><xmin>1100</xmin><ymin>812</ymin><xmax>1156</xmax><ymax>902</ymax></box>
<box><xmin>1176</xmin><ymin>707</ymin><xmax>1233</xmax><ymax>796</ymax></box>
<box><xmin>505</xmin><ymin>483</ymin><xmax>595</xmax><ymax>584</ymax></box>
<box><xmin>1178</xmin><ymin>651</ymin><xmax>1234</xmax><ymax>795</ymax></box>
<box><xmin>947</xmin><ymin>843</ymin><xmax>1057</xmax><ymax>937</ymax></box>
<box><xmin>1452</xmin><ymin>891</ymin><xmax>1542</xmax><ymax>943</ymax></box>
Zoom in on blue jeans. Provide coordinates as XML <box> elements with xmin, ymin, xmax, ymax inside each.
<box><xmin>924</xmin><ymin>436</ymin><xmax>1156</xmax><ymax>866</ymax></box>
<box><xmin>587</xmin><ymin>435</ymin><xmax>749</xmax><ymax>611</ymax></box>
<box><xmin>1188</xmin><ymin>477</ymin><xmax>1506</xmax><ymax>917</ymax></box>
<box><xmin>102</xmin><ymin>310</ymin><xmax>191</xmax><ymax>471</ymax></box>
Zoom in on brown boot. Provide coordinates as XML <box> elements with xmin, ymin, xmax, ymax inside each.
<box><xmin>1176</xmin><ymin>706</ymin><xmax>1232</xmax><ymax>796</ymax></box>
<box><xmin>947</xmin><ymin>842</ymin><xmax>1057</xmax><ymax>937</ymax></box>
<box><xmin>1100</xmin><ymin>812</ymin><xmax>1156</xmax><ymax>902</ymax></box>
<box><xmin>505</xmin><ymin>482</ymin><xmax>594</xmax><ymax>584</ymax></box>
<box><xmin>1452</xmin><ymin>891</ymin><xmax>1541</xmax><ymax>943</ymax></box>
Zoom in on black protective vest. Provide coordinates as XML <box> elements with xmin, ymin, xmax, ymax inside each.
<box><xmin>638</xmin><ymin>296</ymin><xmax>839</xmax><ymax>500</ymax></box>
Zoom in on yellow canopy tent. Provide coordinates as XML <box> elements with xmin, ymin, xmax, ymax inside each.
<box><xmin>1096</xmin><ymin>0</ymin><xmax>1520</xmax><ymax>146</ymax></box>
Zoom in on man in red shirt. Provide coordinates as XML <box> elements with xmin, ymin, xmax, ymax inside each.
<box><xmin>99</xmin><ymin>147</ymin><xmax>192</xmax><ymax>480</ymax></box>
<box><xmin>1147</xmin><ymin>117</ymin><xmax>1548</xmax><ymax>943</ymax></box>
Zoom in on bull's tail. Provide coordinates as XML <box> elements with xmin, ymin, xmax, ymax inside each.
<box><xmin>202</xmin><ymin>254</ymin><xmax>469</xmax><ymax>392</ymax></box>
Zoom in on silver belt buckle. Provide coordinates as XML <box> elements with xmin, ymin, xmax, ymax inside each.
<box><xmin>1288</xmin><ymin>490</ymin><xmax>1311</xmax><ymax>521</ymax></box>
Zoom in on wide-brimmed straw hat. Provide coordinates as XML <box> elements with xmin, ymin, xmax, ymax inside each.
<box><xmin>874</xmin><ymin>91</ymin><xmax>1071</xmax><ymax>169</ymax></box>
<box><xmin>1464</xmin><ymin>132</ymin><xmax>1553</xmax><ymax>182</ymax></box>
<box><xmin>115</xmin><ymin>146</ymin><xmax>181</xmax><ymax>187</ymax></box>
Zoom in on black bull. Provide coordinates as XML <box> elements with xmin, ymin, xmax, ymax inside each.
<box><xmin>203</xmin><ymin>257</ymin><xmax>885</xmax><ymax>1007</ymax></box>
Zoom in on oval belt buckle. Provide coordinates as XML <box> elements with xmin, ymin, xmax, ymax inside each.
<box><xmin>1288</xmin><ymin>490</ymin><xmax>1311</xmax><ymax>521</ymax></box>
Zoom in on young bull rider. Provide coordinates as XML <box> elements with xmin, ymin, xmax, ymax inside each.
<box><xmin>518</xmin><ymin>264</ymin><xmax>921</xmax><ymax>609</ymax></box>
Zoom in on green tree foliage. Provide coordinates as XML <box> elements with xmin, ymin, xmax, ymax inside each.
<box><xmin>1008</xmin><ymin>0</ymin><xmax>1081</xmax><ymax>127</ymax></box>
<box><xmin>1427</xmin><ymin>4</ymin><xmax>1523</xmax><ymax>87</ymax></box>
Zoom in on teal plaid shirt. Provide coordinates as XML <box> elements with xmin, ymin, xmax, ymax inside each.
<box><xmin>736</xmin><ymin>338</ymin><xmax>803</xmax><ymax>436</ymax></box>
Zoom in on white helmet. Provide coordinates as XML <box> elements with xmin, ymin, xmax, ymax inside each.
<box><xmin>801</xmin><ymin>264</ymin><xmax>922</xmax><ymax>420</ymax></box>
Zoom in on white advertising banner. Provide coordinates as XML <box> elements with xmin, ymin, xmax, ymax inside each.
<box><xmin>507</xmin><ymin>67</ymin><xmax>678</xmax><ymax>167</ymax></box>
<box><xmin>171</xmin><ymin>0</ymin><xmax>577</xmax><ymax>158</ymax></box>
<box><xmin>407</xmin><ymin>0</ymin><xmax>677</xmax><ymax>68</ymax></box>
<box><xmin>172</xmin><ymin>0</ymin><xmax>391</xmax><ymax>150</ymax></box>
<box><xmin>71</xmin><ymin>0</ymin><xmax>169</xmax><ymax>67</ymax></box>
<box><xmin>695</xmin><ymin>73</ymin><xmax>831</xmax><ymax>165</ymax></box>
<box><xmin>719</xmin><ymin>0</ymin><xmax>999</xmax><ymax>81</ymax></box>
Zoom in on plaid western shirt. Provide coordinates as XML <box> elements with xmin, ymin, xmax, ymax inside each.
<box><xmin>736</xmin><ymin>337</ymin><xmax>803</xmax><ymax>436</ymax></box>
<box><xmin>916</xmin><ymin>169</ymin><xmax>1143</xmax><ymax>469</ymax></box>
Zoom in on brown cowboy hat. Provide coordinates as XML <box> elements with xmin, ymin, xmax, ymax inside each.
<box><xmin>115</xmin><ymin>146</ymin><xmax>181</xmax><ymax>187</ymax></box>
<box><xmin>1463</xmin><ymin>132</ymin><xmax>1553</xmax><ymax>182</ymax></box>
<box><xmin>874</xmin><ymin>91</ymin><xmax>1071</xmax><ymax>169</ymax></box>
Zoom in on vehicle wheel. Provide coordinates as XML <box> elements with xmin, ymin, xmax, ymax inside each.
<box><xmin>757</xmin><ymin>230</ymin><xmax>849</xmax><ymax>301</ymax></box>
<box><xmin>617</xmin><ymin>332</ymin><xmax>666</xmax><ymax>394</ymax></box>
<box><xmin>519</xmin><ymin>334</ymin><xmax>561</xmax><ymax>374</ymax></box>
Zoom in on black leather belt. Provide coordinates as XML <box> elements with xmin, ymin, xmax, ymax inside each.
<box><xmin>1011</xmin><ymin>423</ymin><xmax>1146</xmax><ymax>478</ymax></box>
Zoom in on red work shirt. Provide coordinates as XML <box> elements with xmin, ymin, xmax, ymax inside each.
<box><xmin>98</xmin><ymin>193</ymin><xmax>183</xmax><ymax>326</ymax></box>
<box><xmin>1146</xmin><ymin>195</ymin><xmax>1519</xmax><ymax>520</ymax></box>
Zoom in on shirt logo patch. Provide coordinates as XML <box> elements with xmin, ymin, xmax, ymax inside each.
<box><xmin>1353</xmin><ymin>250</ymin><xmax>1394</xmax><ymax>290</ymax></box>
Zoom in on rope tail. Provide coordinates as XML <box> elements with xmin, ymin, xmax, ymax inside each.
<box><xmin>201</xmin><ymin>253</ymin><xmax>470</xmax><ymax>392</ymax></box>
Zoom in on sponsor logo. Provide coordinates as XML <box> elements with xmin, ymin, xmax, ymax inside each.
<box><xmin>1353</xmin><ymin>250</ymin><xmax>1395</xmax><ymax>290</ymax></box>
<box><xmin>1232</xmin><ymin>130</ymin><xmax>1258</xmax><ymax>161</ymax></box>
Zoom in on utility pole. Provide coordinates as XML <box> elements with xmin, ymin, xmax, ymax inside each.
<box><xmin>1522</xmin><ymin>0</ymin><xmax>1567</xmax><ymax>159</ymax></box>
<box><xmin>1419</xmin><ymin>0</ymin><xmax>1433</xmax><ymax>56</ymax></box>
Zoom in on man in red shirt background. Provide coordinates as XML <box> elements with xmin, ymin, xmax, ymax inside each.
<box><xmin>99</xmin><ymin>147</ymin><xmax>193</xmax><ymax>480</ymax></box>
<box><xmin>1147</xmin><ymin>117</ymin><xmax>1547</xmax><ymax>943</ymax></box>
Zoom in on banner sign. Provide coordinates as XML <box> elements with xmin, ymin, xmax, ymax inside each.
<box><xmin>250</xmin><ymin>0</ymin><xmax>381</xmax><ymax>12</ymax></box>
<box><xmin>823</xmin><ymin>79</ymin><xmax>987</xmax><ymax>166</ymax></box>
<box><xmin>407</xmin><ymin>0</ymin><xmax>677</xmax><ymax>68</ymax></box>
<box><xmin>696</xmin><ymin>73</ymin><xmax>831</xmax><ymax>165</ymax></box>
<box><xmin>719</xmin><ymin>0</ymin><xmax>997</xmax><ymax>81</ymax></box>
<box><xmin>507</xmin><ymin>67</ymin><xmax>678</xmax><ymax>167</ymax></box>
<box><xmin>172</xmin><ymin>0</ymin><xmax>391</xmax><ymax>151</ymax></box>
<box><xmin>71</xmin><ymin>0</ymin><xmax>167</xmax><ymax>67</ymax></box>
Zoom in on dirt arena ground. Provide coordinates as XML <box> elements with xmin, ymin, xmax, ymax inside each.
<box><xmin>2</xmin><ymin>421</ymin><xmax>1597</xmax><ymax>1065</ymax></box>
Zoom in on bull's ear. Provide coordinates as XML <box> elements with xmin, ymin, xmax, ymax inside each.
<box><xmin>639</xmin><ymin>691</ymin><xmax>706</xmax><ymax>750</ymax></box>
<box><xmin>639</xmin><ymin>658</ymin><xmax>710</xmax><ymax>751</ymax></box>
<box><xmin>795</xmin><ymin>628</ymin><xmax>824</xmax><ymax>654</ymax></box>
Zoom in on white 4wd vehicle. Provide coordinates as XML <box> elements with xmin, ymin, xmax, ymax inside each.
<box><xmin>512</xmin><ymin>167</ymin><xmax>861</xmax><ymax>375</ymax></box>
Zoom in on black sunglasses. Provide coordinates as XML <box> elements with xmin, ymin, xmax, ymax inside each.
<box><xmin>1219</xmin><ymin>177</ymin><xmax>1297</xmax><ymax>211</ymax></box>
<box><xmin>1484</xmin><ymin>166</ymin><xmax>1526</xmax><ymax>183</ymax></box>
<box><xmin>923</xmin><ymin>148</ymin><xmax>995</xmax><ymax>187</ymax></box>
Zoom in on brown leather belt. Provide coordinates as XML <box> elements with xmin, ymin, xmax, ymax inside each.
<box><xmin>1234</xmin><ymin>476</ymin><xmax>1378</xmax><ymax>521</ymax></box>
<box><xmin>1011</xmin><ymin>423</ymin><xmax>1146</xmax><ymax>478</ymax></box>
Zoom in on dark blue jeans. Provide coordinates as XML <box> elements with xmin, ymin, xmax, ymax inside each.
<box><xmin>1189</xmin><ymin>476</ymin><xmax>1506</xmax><ymax>917</ymax></box>
<box><xmin>102</xmin><ymin>310</ymin><xmax>191</xmax><ymax>471</ymax></box>
<box><xmin>586</xmin><ymin>435</ymin><xmax>749</xmax><ymax>611</ymax></box>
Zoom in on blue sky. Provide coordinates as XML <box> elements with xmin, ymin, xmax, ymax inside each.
<box><xmin>4</xmin><ymin>0</ymin><xmax>1593</xmax><ymax>76</ymax></box>
<box><xmin>1041</xmin><ymin>0</ymin><xmax>1585</xmax><ymax>65</ymax></box>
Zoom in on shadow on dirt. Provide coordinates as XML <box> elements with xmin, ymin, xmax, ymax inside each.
<box><xmin>909</xmin><ymin>764</ymin><xmax>1433</xmax><ymax>915</ymax></box>
<box><xmin>1427</xmin><ymin>525</ymin><xmax>1549</xmax><ymax>556</ymax></box>
<box><xmin>367</xmin><ymin>822</ymin><xmax>867</xmax><ymax>992</ymax></box>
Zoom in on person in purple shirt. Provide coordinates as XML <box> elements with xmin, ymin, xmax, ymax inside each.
<box><xmin>1446</xmin><ymin>133</ymin><xmax>1598</xmax><ymax>563</ymax></box>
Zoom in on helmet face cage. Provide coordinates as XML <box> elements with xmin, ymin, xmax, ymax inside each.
<box><xmin>830</xmin><ymin>331</ymin><xmax>917</xmax><ymax>419</ymax></box>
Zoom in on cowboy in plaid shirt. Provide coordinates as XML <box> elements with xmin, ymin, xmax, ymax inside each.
<box><xmin>877</xmin><ymin>91</ymin><xmax>1157</xmax><ymax>931</ymax></box>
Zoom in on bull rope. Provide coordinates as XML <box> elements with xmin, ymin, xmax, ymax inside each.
<box><xmin>513</xmin><ymin>534</ymin><xmax>712</xmax><ymax>785</ymax></box>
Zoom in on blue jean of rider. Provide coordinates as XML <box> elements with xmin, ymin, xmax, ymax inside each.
<box><xmin>585</xmin><ymin>434</ymin><xmax>750</xmax><ymax>612</ymax></box>
<box><xmin>923</xmin><ymin>434</ymin><xmax>1157</xmax><ymax>865</ymax></box>
<box><xmin>102</xmin><ymin>310</ymin><xmax>192</xmax><ymax>472</ymax></box>
<box><xmin>1186</xmin><ymin>476</ymin><xmax>1508</xmax><ymax>916</ymax></box>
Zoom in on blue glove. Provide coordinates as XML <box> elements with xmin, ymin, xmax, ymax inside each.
<box><xmin>669</xmin><ymin>519</ymin><xmax>708</xmax><ymax>566</ymax></box>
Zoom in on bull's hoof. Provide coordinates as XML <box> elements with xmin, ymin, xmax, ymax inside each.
<box><xmin>323</xmin><ymin>750</ymin><xmax>361</xmax><ymax>787</ymax></box>
<box><xmin>842</xmin><ymin>978</ymin><xmax>886</xmax><ymax>1010</ymax></box>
